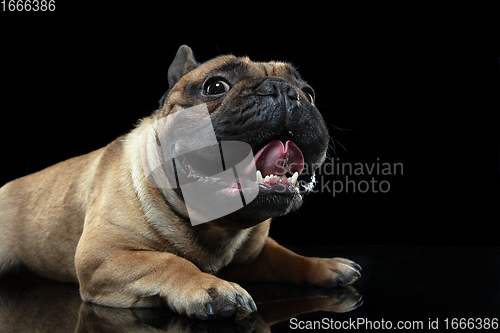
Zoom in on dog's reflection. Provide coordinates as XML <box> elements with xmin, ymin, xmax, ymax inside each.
<box><xmin>0</xmin><ymin>274</ymin><xmax>362</xmax><ymax>332</ymax></box>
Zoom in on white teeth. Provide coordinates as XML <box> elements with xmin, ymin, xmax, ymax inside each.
<box><xmin>256</xmin><ymin>170</ymin><xmax>299</xmax><ymax>186</ymax></box>
<box><xmin>256</xmin><ymin>170</ymin><xmax>263</xmax><ymax>184</ymax></box>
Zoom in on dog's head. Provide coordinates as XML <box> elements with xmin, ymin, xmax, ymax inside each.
<box><xmin>143</xmin><ymin>45</ymin><xmax>329</xmax><ymax>228</ymax></box>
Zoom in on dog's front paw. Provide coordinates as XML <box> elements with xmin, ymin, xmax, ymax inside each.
<box><xmin>305</xmin><ymin>257</ymin><xmax>361</xmax><ymax>287</ymax></box>
<box><xmin>167</xmin><ymin>273</ymin><xmax>257</xmax><ymax>320</ymax></box>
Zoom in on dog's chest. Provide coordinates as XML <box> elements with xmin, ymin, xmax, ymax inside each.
<box><xmin>184</xmin><ymin>228</ymin><xmax>252</xmax><ymax>274</ymax></box>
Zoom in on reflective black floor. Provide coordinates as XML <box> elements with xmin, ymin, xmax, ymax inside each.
<box><xmin>1</xmin><ymin>245</ymin><xmax>498</xmax><ymax>332</ymax></box>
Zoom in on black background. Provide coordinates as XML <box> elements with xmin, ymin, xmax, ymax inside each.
<box><xmin>0</xmin><ymin>6</ymin><xmax>498</xmax><ymax>247</ymax></box>
<box><xmin>0</xmin><ymin>5</ymin><xmax>499</xmax><ymax>332</ymax></box>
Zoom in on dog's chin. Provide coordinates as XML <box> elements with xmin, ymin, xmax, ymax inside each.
<box><xmin>219</xmin><ymin>192</ymin><xmax>303</xmax><ymax>229</ymax></box>
<box><xmin>171</xmin><ymin>185</ymin><xmax>303</xmax><ymax>229</ymax></box>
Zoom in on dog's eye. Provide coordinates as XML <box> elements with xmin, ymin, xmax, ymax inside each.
<box><xmin>204</xmin><ymin>78</ymin><xmax>231</xmax><ymax>96</ymax></box>
<box><xmin>302</xmin><ymin>87</ymin><xmax>315</xmax><ymax>105</ymax></box>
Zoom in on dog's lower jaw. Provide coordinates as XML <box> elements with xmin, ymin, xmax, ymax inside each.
<box><xmin>220</xmin><ymin>192</ymin><xmax>303</xmax><ymax>229</ymax></box>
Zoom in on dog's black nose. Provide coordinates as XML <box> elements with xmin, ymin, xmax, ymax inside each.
<box><xmin>255</xmin><ymin>79</ymin><xmax>299</xmax><ymax>102</ymax></box>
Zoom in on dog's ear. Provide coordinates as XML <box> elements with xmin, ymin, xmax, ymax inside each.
<box><xmin>168</xmin><ymin>45</ymin><xmax>198</xmax><ymax>88</ymax></box>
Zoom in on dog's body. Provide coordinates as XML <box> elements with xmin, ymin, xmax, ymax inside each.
<box><xmin>0</xmin><ymin>46</ymin><xmax>360</xmax><ymax>319</ymax></box>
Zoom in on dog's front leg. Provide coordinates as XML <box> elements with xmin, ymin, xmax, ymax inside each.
<box><xmin>76</xmin><ymin>249</ymin><xmax>256</xmax><ymax>320</ymax></box>
<box><xmin>220</xmin><ymin>237</ymin><xmax>361</xmax><ymax>287</ymax></box>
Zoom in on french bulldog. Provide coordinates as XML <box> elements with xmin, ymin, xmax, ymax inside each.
<box><xmin>0</xmin><ymin>45</ymin><xmax>361</xmax><ymax>320</ymax></box>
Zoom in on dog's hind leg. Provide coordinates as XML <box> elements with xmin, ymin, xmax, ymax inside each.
<box><xmin>0</xmin><ymin>223</ymin><xmax>19</xmax><ymax>277</ymax></box>
<box><xmin>0</xmin><ymin>188</ymin><xmax>19</xmax><ymax>277</ymax></box>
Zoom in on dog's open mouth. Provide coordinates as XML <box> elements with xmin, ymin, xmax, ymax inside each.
<box><xmin>175</xmin><ymin>140</ymin><xmax>311</xmax><ymax>196</ymax></box>
<box><xmin>168</xmin><ymin>138</ymin><xmax>319</xmax><ymax>225</ymax></box>
<box><xmin>252</xmin><ymin>140</ymin><xmax>304</xmax><ymax>194</ymax></box>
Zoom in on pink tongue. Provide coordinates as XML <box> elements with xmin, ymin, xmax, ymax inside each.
<box><xmin>254</xmin><ymin>140</ymin><xmax>304</xmax><ymax>176</ymax></box>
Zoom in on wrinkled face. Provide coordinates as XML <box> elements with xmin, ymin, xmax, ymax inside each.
<box><xmin>156</xmin><ymin>54</ymin><xmax>329</xmax><ymax>227</ymax></box>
